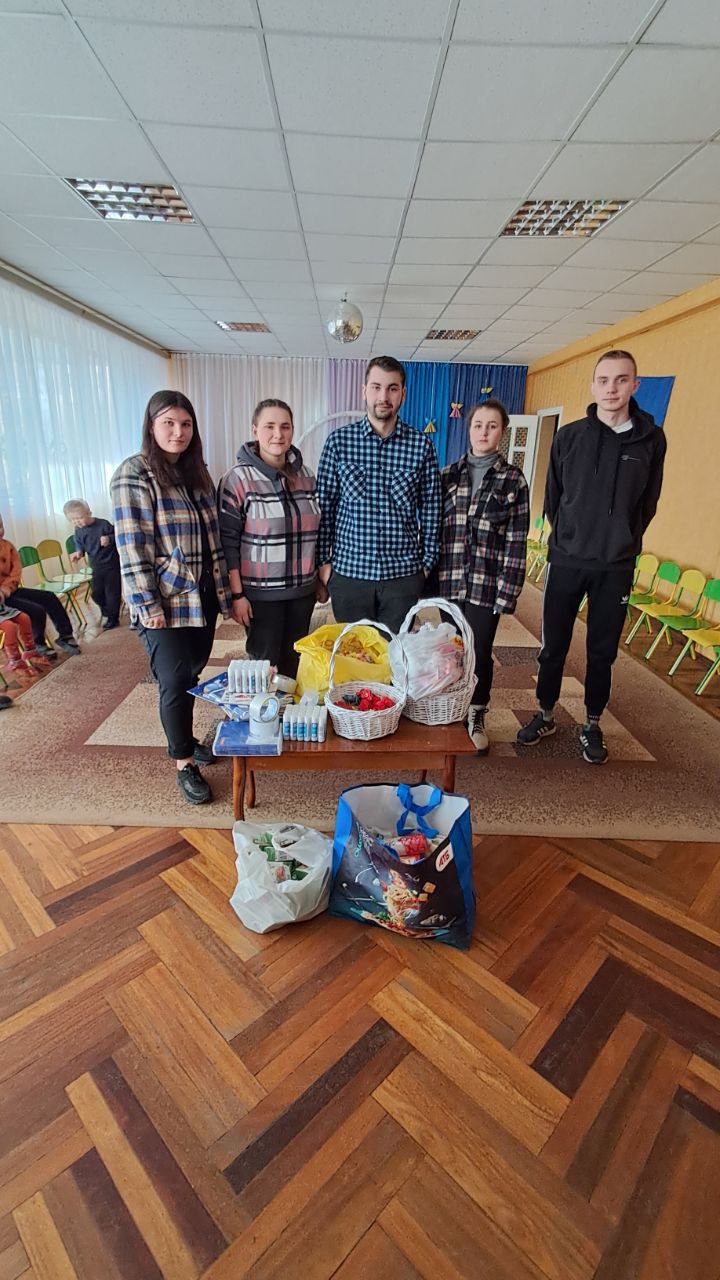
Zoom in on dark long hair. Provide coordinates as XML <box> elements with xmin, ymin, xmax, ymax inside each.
<box><xmin>465</xmin><ymin>397</ymin><xmax>510</xmax><ymax>430</ymax></box>
<box><xmin>140</xmin><ymin>390</ymin><xmax>213</xmax><ymax>493</ymax></box>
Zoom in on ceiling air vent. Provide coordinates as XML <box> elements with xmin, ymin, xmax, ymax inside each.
<box><xmin>215</xmin><ymin>321</ymin><xmax>270</xmax><ymax>333</ymax></box>
<box><xmin>425</xmin><ymin>329</ymin><xmax>480</xmax><ymax>341</ymax></box>
<box><xmin>65</xmin><ymin>179</ymin><xmax>194</xmax><ymax>222</ymax></box>
<box><xmin>501</xmin><ymin>199</ymin><xmax>628</xmax><ymax>237</ymax></box>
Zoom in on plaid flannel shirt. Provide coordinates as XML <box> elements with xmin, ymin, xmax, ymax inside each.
<box><xmin>316</xmin><ymin>416</ymin><xmax>441</xmax><ymax>580</ymax></box>
<box><xmin>111</xmin><ymin>454</ymin><xmax>231</xmax><ymax>627</ymax></box>
<box><xmin>438</xmin><ymin>456</ymin><xmax>529</xmax><ymax>612</ymax></box>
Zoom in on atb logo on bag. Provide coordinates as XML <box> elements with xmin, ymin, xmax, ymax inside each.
<box><xmin>436</xmin><ymin>845</ymin><xmax>454</xmax><ymax>873</ymax></box>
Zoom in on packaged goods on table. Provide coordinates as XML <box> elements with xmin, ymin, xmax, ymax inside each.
<box><xmin>294</xmin><ymin>622</ymin><xmax>391</xmax><ymax>698</ymax></box>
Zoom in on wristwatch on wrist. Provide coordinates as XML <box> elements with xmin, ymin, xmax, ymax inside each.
<box><xmin>231</xmin><ymin>592</ymin><xmax>244</xmax><ymax>601</ymax></box>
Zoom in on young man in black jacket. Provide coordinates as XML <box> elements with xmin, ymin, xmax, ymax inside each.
<box><xmin>517</xmin><ymin>349</ymin><xmax>666</xmax><ymax>765</ymax></box>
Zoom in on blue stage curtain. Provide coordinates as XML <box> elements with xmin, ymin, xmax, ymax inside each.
<box><xmin>402</xmin><ymin>361</ymin><xmax>527</xmax><ymax>467</ymax></box>
<box><xmin>634</xmin><ymin>376</ymin><xmax>674</xmax><ymax>427</ymax></box>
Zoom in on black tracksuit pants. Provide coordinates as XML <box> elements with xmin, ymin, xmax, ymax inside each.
<box><xmin>537</xmin><ymin>562</ymin><xmax>634</xmax><ymax>718</ymax></box>
<box><xmin>457</xmin><ymin>601</ymin><xmax>502</xmax><ymax>708</ymax></box>
<box><xmin>91</xmin><ymin>560</ymin><xmax>122</xmax><ymax>625</ymax></box>
<box><xmin>140</xmin><ymin>601</ymin><xmax>218</xmax><ymax>760</ymax></box>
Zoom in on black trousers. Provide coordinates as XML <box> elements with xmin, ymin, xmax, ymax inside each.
<box><xmin>537</xmin><ymin>563</ymin><xmax>634</xmax><ymax>718</ymax></box>
<box><xmin>245</xmin><ymin>594</ymin><xmax>316</xmax><ymax>678</ymax></box>
<box><xmin>4</xmin><ymin>587</ymin><xmax>74</xmax><ymax>644</ymax></box>
<box><xmin>457</xmin><ymin>601</ymin><xmax>502</xmax><ymax>708</ymax></box>
<box><xmin>91</xmin><ymin>561</ymin><xmax>122</xmax><ymax>624</ymax></box>
<box><xmin>330</xmin><ymin>570</ymin><xmax>425</xmax><ymax>634</ymax></box>
<box><xmin>140</xmin><ymin>607</ymin><xmax>218</xmax><ymax>760</ymax></box>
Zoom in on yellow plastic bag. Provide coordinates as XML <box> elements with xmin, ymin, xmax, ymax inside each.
<box><xmin>294</xmin><ymin>623</ymin><xmax>391</xmax><ymax>697</ymax></box>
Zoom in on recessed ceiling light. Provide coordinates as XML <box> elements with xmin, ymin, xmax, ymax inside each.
<box><xmin>215</xmin><ymin>321</ymin><xmax>270</xmax><ymax>332</ymax></box>
<box><xmin>501</xmin><ymin>199</ymin><xmax>628</xmax><ymax>238</ymax></box>
<box><xmin>425</xmin><ymin>329</ymin><xmax>480</xmax><ymax>341</ymax></box>
<box><xmin>65</xmin><ymin>179</ymin><xmax>194</xmax><ymax>223</ymax></box>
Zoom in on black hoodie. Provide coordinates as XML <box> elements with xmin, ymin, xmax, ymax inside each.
<box><xmin>545</xmin><ymin>397</ymin><xmax>666</xmax><ymax>569</ymax></box>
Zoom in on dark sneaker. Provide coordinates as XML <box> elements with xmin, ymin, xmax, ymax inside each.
<box><xmin>580</xmin><ymin>722</ymin><xmax>608</xmax><ymax>765</ymax></box>
<box><xmin>36</xmin><ymin>643</ymin><xmax>58</xmax><ymax>660</ymax></box>
<box><xmin>102</xmin><ymin>620</ymin><xmax>119</xmax><ymax>631</ymax></box>
<box><xmin>467</xmin><ymin>705</ymin><xmax>489</xmax><ymax>755</ymax></box>
<box><xmin>192</xmin><ymin>740</ymin><xmax>217</xmax><ymax>766</ymax></box>
<box><xmin>0</xmin><ymin>695</ymin><xmax>12</xmax><ymax>710</ymax></box>
<box><xmin>517</xmin><ymin>711</ymin><xmax>556</xmax><ymax>745</ymax></box>
<box><xmin>55</xmin><ymin>637</ymin><xmax>80</xmax><ymax>654</ymax></box>
<box><xmin>176</xmin><ymin>763</ymin><xmax>211</xmax><ymax>804</ymax></box>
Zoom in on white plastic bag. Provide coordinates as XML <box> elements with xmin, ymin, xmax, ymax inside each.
<box><xmin>389</xmin><ymin>622</ymin><xmax>464</xmax><ymax>701</ymax></box>
<box><xmin>230</xmin><ymin>821</ymin><xmax>332</xmax><ymax>933</ymax></box>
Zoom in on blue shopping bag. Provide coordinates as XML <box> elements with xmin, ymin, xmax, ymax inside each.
<box><xmin>329</xmin><ymin>782</ymin><xmax>475</xmax><ymax>950</ymax></box>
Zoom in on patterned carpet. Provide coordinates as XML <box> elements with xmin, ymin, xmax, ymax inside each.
<box><xmin>3</xmin><ymin>591</ymin><xmax>719</xmax><ymax>839</ymax></box>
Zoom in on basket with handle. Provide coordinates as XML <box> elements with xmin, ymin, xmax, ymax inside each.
<box><xmin>398</xmin><ymin>597</ymin><xmax>477</xmax><ymax>725</ymax></box>
<box><xmin>325</xmin><ymin>619</ymin><xmax>408</xmax><ymax>741</ymax></box>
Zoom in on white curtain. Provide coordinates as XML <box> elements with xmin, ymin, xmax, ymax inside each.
<box><xmin>172</xmin><ymin>354</ymin><xmax>365</xmax><ymax>478</ymax></box>
<box><xmin>0</xmin><ymin>277</ymin><xmax>168</xmax><ymax>547</ymax></box>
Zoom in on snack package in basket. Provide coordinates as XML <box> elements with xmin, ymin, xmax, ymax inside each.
<box><xmin>294</xmin><ymin>622</ymin><xmax>391</xmax><ymax>698</ymax></box>
<box><xmin>389</xmin><ymin>621</ymin><xmax>464</xmax><ymax>701</ymax></box>
<box><xmin>329</xmin><ymin>783</ymin><xmax>475</xmax><ymax>950</ymax></box>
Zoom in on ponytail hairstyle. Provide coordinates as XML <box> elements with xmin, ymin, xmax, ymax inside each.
<box><xmin>140</xmin><ymin>390</ymin><xmax>213</xmax><ymax>493</ymax></box>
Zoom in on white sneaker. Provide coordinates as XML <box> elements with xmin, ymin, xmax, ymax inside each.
<box><xmin>467</xmin><ymin>704</ymin><xmax>489</xmax><ymax>755</ymax></box>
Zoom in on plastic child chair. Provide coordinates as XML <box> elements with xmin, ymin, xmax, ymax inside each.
<box><xmin>625</xmin><ymin>560</ymin><xmax>681</xmax><ymax>645</ymax></box>
<box><xmin>18</xmin><ymin>544</ymin><xmax>86</xmax><ymax>626</ymax></box>
<box><xmin>641</xmin><ymin>569</ymin><xmax>709</xmax><ymax>660</ymax></box>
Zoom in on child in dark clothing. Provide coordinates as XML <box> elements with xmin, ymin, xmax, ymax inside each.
<box><xmin>64</xmin><ymin>500</ymin><xmax>122</xmax><ymax>630</ymax></box>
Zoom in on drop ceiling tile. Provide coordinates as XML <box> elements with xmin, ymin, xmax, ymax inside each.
<box><xmin>430</xmin><ymin>45</ymin><xmax>617</xmax><ymax>142</ymax></box>
<box><xmin>380</xmin><ymin>302</ymin><xmax>445</xmax><ymax>318</ymax></box>
<box><xmin>481</xmin><ymin>238</ymin><xmax>579</xmax><ymax>266</ymax></box>
<box><xmin>574</xmin><ymin>48</ymin><xmax>720</xmax><ymax>143</ymax></box>
<box><xmin>640</xmin><ymin>243</ymin><xmax>720</xmax><ymax>274</ymax></box>
<box><xmin>186</xmin><ymin>187</ymin><xmax>298</xmax><ymax>230</ymax></box>
<box><xmin>67</xmin><ymin>1</ymin><xmax>255</xmax><ymax>20</ymax></box>
<box><xmin>378</xmin><ymin>314</ymin><xmax>439</xmax><ymax>330</ymax></box>
<box><xmin>315</xmin><ymin>283</ymin><xmax>385</xmax><ymax>302</ymax></box>
<box><xmin>258</xmin><ymin>0</ymin><xmax>449</xmax><ymax>37</ymax></box>
<box><xmin>642</xmin><ymin>0</ymin><xmax>720</xmax><ymax>44</ymax></box>
<box><xmin>564</xmin><ymin>237</ymin><xmax>681</xmax><ymax>270</ymax></box>
<box><xmin>437</xmin><ymin>308</ymin><xmax>506</xmax><ymax>325</ymax></box>
<box><xmin>110</xmin><ymin>223</ymin><xmax>219</xmax><ymax>255</ymax></box>
<box><xmin>311</xmin><ymin>262</ymin><xmax>388</xmax><ymax>285</ymax></box>
<box><xmin>298</xmin><ymin>193</ymin><xmax>404</xmax><ymax>237</ymax></box>
<box><xmin>245</xmin><ymin>281</ymin><xmax>318</xmax><ymax>299</ymax></box>
<box><xmin>600</xmin><ymin>200</ymin><xmax>720</xmax><ymax>241</ymax></box>
<box><xmin>143</xmin><ymin>123</ymin><xmax>287</xmax><ymax>190</ymax></box>
<box><xmin>0</xmin><ymin>16</ymin><xmax>127</xmax><ymax>117</ymax></box>
<box><xmin>286</xmin><ymin>134</ymin><xmax>417</xmax><ymax>198</ymax></box>
<box><xmin>143</xmin><ymin>253</ymin><xmax>235</xmax><ymax>280</ymax></box>
<box><xmin>454</xmin><ymin>0</ymin><xmax>658</xmax><ymax>42</ymax></box>
<box><xmin>17</xmin><ymin>215</ymin><xmax>123</xmax><ymax>251</ymax></box>
<box><xmin>0</xmin><ymin>123</ymin><xmax>48</xmax><ymax>174</ymax></box>
<box><xmin>181</xmin><ymin>280</ymin><xmax>250</xmax><ymax>297</ymax></box>
<box><xmin>64</xmin><ymin>248</ymin><xmax>159</xmax><ymax>276</ymax></box>
<box><xmin>0</xmin><ymin>0</ymin><xmax>63</xmax><ymax>9</ymax></box>
<box><xmin>645</xmin><ymin>143</ymin><xmax>720</xmax><ymax>203</ymax></box>
<box><xmin>306</xmin><ymin>234</ymin><xmax>396</xmax><ymax>263</ymax></box>
<box><xmin>267</xmin><ymin>34</ymin><xmax>437</xmax><ymax>138</ymax></box>
<box><xmin>530</xmin><ymin>142</ymin><xmax>693</xmax><ymax>200</ymax></box>
<box><xmin>463</xmin><ymin>264</ymin><xmax>553</xmax><ymax>288</ymax></box>
<box><xmin>200</xmin><ymin>304</ymin><xmax>264</xmax><ymax>320</ymax></box>
<box><xmin>395</xmin><ymin>237</ymin><xmax>488</xmax><ymax>265</ymax></box>
<box><xmin>616</xmin><ymin>269</ymin><xmax>714</xmax><ymax>293</ymax></box>
<box><xmin>384</xmin><ymin>284</ymin><xmax>458</xmax><ymax>304</ymax></box>
<box><xmin>521</xmin><ymin>287</ymin><xmax>603</xmax><ymax>307</ymax></box>
<box><xmin>403</xmin><ymin>199</ymin><xmax>518</xmax><ymax>238</ymax></box>
<box><xmin>389</xmin><ymin>263</ymin><xmax>468</xmax><ymax>286</ymax></box>
<box><xmin>415</xmin><ymin>143</ymin><xmax>554</xmax><ymax>199</ymax></box>
<box><xmin>0</xmin><ymin>175</ymin><xmax>96</xmax><ymax>219</ymax></box>
<box><xmin>259</xmin><ymin>300</ymin><xmax>322</xmax><ymax>315</ymax></box>
<box><xmin>501</xmin><ymin>304</ymin><xmax>574</xmax><ymax>322</ymax></box>
<box><xmin>696</xmin><ymin>225</ymin><xmax>720</xmax><ymax>245</ymax></box>
<box><xmin>5</xmin><ymin>116</ymin><xmax>169</xmax><ymax>181</ymax></box>
<box><xmin>373</xmin><ymin>330</ymin><xmax>424</xmax><ymax>345</ymax></box>
<box><xmin>4</xmin><ymin>244</ymin><xmax>78</xmax><ymax>275</ymax></box>
<box><xmin>606</xmin><ymin>288</ymin><xmax>672</xmax><ymax>308</ymax></box>
<box><xmin>451</xmin><ymin>286</ymin><xmax>528</xmax><ymax>305</ymax></box>
<box><xmin>415</xmin><ymin>342</ymin><xmax>468</xmax><ymax>356</ymax></box>
<box><xmin>210</xmin><ymin>228</ymin><xmax>305</xmax><ymax>259</ymax></box>
<box><xmin>540</xmin><ymin>265</ymin><xmax>634</xmax><ymax>290</ymax></box>
<box><xmin>79</xmin><ymin>21</ymin><xmax>274</xmax><ymax>128</ymax></box>
<box><xmin>229</xmin><ymin>257</ymin><xmax>311</xmax><ymax>283</ymax></box>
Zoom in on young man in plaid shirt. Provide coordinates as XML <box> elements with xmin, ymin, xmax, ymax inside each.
<box><xmin>316</xmin><ymin>356</ymin><xmax>441</xmax><ymax>632</ymax></box>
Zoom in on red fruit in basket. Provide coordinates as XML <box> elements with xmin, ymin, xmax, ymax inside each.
<box><xmin>358</xmin><ymin>687</ymin><xmax>372</xmax><ymax>700</ymax></box>
<box><xmin>358</xmin><ymin>698</ymin><xmax>371</xmax><ymax>711</ymax></box>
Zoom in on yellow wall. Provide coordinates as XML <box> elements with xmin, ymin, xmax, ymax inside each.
<box><xmin>524</xmin><ymin>279</ymin><xmax>720</xmax><ymax>581</ymax></box>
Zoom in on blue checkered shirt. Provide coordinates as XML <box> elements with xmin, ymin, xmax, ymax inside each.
<box><xmin>316</xmin><ymin>417</ymin><xmax>441</xmax><ymax>580</ymax></box>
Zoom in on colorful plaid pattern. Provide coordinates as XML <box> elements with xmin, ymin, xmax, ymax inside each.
<box><xmin>111</xmin><ymin>454</ymin><xmax>231</xmax><ymax>627</ymax></box>
<box><xmin>217</xmin><ymin>446</ymin><xmax>320</xmax><ymax>597</ymax></box>
<box><xmin>438</xmin><ymin>456</ymin><xmax>530</xmax><ymax>612</ymax></box>
<box><xmin>316</xmin><ymin>416</ymin><xmax>441</xmax><ymax>579</ymax></box>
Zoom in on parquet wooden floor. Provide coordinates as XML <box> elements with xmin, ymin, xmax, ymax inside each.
<box><xmin>1</xmin><ymin>823</ymin><xmax>720</xmax><ymax>1280</ymax></box>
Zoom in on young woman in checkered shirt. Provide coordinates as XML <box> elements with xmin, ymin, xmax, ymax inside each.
<box><xmin>438</xmin><ymin>399</ymin><xmax>530</xmax><ymax>756</ymax></box>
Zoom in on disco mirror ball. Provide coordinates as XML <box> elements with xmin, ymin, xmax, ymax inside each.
<box><xmin>326</xmin><ymin>296</ymin><xmax>363</xmax><ymax>343</ymax></box>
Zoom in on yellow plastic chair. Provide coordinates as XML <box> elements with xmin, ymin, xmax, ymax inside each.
<box><xmin>36</xmin><ymin>537</ymin><xmax>92</xmax><ymax>592</ymax></box>
<box><xmin>665</xmin><ymin>581</ymin><xmax>720</xmax><ymax>680</ymax></box>
<box><xmin>625</xmin><ymin>560</ymin><xmax>682</xmax><ymax>645</ymax></box>
<box><xmin>640</xmin><ymin>569</ymin><xmax>708</xmax><ymax>659</ymax></box>
<box><xmin>18</xmin><ymin>545</ymin><xmax>86</xmax><ymax>627</ymax></box>
<box><xmin>527</xmin><ymin>519</ymin><xmax>551</xmax><ymax>581</ymax></box>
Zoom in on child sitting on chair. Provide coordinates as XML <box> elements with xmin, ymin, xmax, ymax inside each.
<box><xmin>0</xmin><ymin>601</ymin><xmax>49</xmax><ymax>670</ymax></box>
<box><xmin>63</xmin><ymin>499</ymin><xmax>122</xmax><ymax>631</ymax></box>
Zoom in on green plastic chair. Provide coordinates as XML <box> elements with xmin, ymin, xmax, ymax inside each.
<box><xmin>36</xmin><ymin>537</ymin><xmax>91</xmax><ymax>589</ymax></box>
<box><xmin>641</xmin><ymin>569</ymin><xmax>708</xmax><ymax>660</ymax></box>
<box><xmin>663</xmin><ymin>580</ymin><xmax>720</xmax><ymax>673</ymax></box>
<box><xmin>673</xmin><ymin>626</ymin><xmax>720</xmax><ymax>695</ymax></box>
<box><xmin>625</xmin><ymin>560</ymin><xmax>682</xmax><ymax>645</ymax></box>
<box><xmin>18</xmin><ymin>544</ymin><xmax>85</xmax><ymax>626</ymax></box>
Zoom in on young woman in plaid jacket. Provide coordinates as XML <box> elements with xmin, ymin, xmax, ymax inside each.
<box><xmin>438</xmin><ymin>399</ymin><xmax>530</xmax><ymax>755</ymax></box>
<box><xmin>111</xmin><ymin>391</ymin><xmax>232</xmax><ymax>806</ymax></box>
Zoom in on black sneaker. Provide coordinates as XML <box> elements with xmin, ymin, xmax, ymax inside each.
<box><xmin>580</xmin><ymin>722</ymin><xmax>608</xmax><ymax>765</ymax></box>
<box><xmin>55</xmin><ymin>637</ymin><xmax>80</xmax><ymax>654</ymax></box>
<box><xmin>467</xmin><ymin>705</ymin><xmax>489</xmax><ymax>755</ymax></box>
<box><xmin>192</xmin><ymin>740</ymin><xmax>217</xmax><ymax>766</ymax></box>
<box><xmin>176</xmin><ymin>763</ymin><xmax>211</xmax><ymax>804</ymax></box>
<box><xmin>516</xmin><ymin>711</ymin><xmax>556</xmax><ymax>745</ymax></box>
<box><xmin>36</xmin><ymin>643</ymin><xmax>58</xmax><ymax>660</ymax></box>
<box><xmin>0</xmin><ymin>695</ymin><xmax>12</xmax><ymax>711</ymax></box>
<box><xmin>102</xmin><ymin>620</ymin><xmax>119</xmax><ymax>631</ymax></box>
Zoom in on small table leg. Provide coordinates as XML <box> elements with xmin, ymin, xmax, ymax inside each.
<box><xmin>233</xmin><ymin>758</ymin><xmax>246</xmax><ymax>821</ymax></box>
<box><xmin>247</xmin><ymin>768</ymin><xmax>256</xmax><ymax>809</ymax></box>
<box><xmin>441</xmin><ymin>754</ymin><xmax>456</xmax><ymax>792</ymax></box>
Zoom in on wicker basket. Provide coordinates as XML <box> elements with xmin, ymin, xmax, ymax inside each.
<box><xmin>398</xmin><ymin>597</ymin><xmax>477</xmax><ymax>726</ymax></box>
<box><xmin>325</xmin><ymin>619</ymin><xmax>408</xmax><ymax>741</ymax></box>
